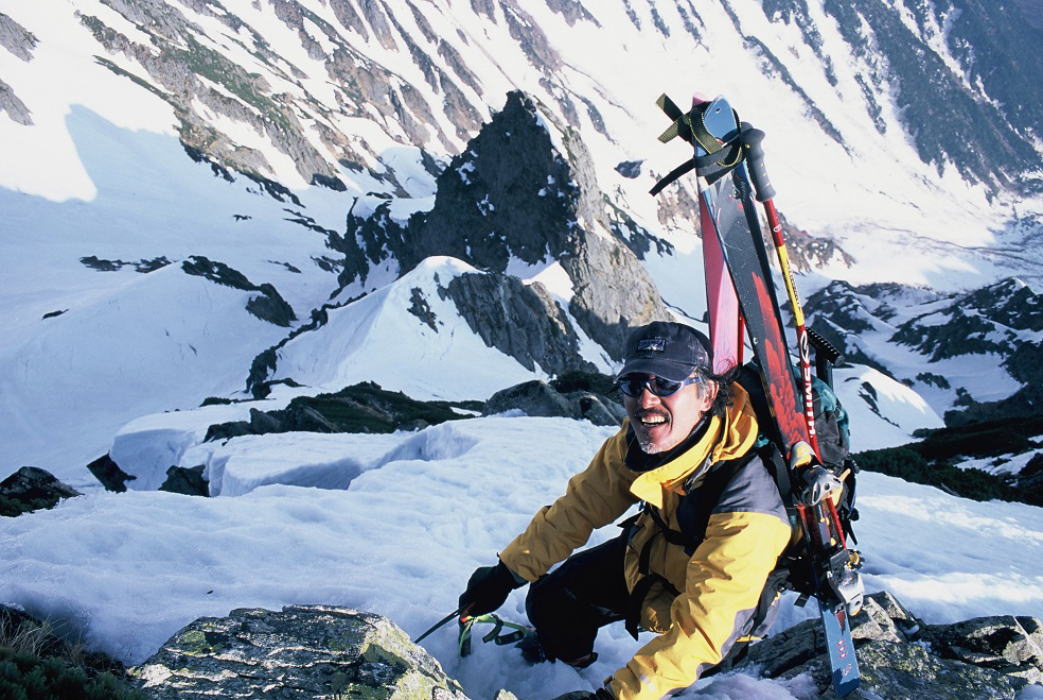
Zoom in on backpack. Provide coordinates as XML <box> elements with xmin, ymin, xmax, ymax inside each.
<box><xmin>735</xmin><ymin>363</ymin><xmax>859</xmax><ymax>601</ymax></box>
<box><xmin>631</xmin><ymin>361</ymin><xmax>860</xmax><ymax>665</ymax></box>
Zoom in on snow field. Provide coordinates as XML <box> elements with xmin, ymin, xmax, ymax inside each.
<box><xmin>4</xmin><ymin>415</ymin><xmax>1043</xmax><ymax>699</ymax></box>
<box><xmin>271</xmin><ymin>256</ymin><xmax>548</xmax><ymax>401</ymax></box>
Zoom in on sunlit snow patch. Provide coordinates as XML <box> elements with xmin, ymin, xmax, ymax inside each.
<box><xmin>835</xmin><ymin>364</ymin><xmax>945</xmax><ymax>451</ymax></box>
<box><xmin>272</xmin><ymin>256</ymin><xmax>543</xmax><ymax>401</ymax></box>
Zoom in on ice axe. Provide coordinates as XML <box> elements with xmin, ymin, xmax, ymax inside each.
<box><xmin>413</xmin><ymin>604</ymin><xmax>473</xmax><ymax>644</ymax></box>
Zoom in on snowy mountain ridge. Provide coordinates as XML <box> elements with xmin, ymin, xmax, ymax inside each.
<box><xmin>4</xmin><ymin>3</ymin><xmax>1043</xmax><ymax>697</ymax></box>
<box><xmin>3</xmin><ymin>0</ymin><xmax>1043</xmax><ymax>480</ymax></box>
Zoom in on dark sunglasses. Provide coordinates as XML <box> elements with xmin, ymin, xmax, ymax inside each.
<box><xmin>616</xmin><ymin>373</ymin><xmax>704</xmax><ymax>398</ymax></box>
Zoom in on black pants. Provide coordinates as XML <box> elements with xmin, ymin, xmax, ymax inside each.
<box><xmin>525</xmin><ymin>533</ymin><xmax>631</xmax><ymax>662</ymax></box>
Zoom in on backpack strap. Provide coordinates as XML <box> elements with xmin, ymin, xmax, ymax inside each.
<box><xmin>623</xmin><ymin>453</ymin><xmax>755</xmax><ymax>639</ymax></box>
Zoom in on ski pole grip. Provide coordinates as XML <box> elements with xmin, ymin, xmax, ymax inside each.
<box><xmin>740</xmin><ymin>125</ymin><xmax>775</xmax><ymax>203</ymax></box>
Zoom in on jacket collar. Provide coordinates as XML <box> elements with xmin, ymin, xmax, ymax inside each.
<box><xmin>626</xmin><ymin>382</ymin><xmax>758</xmax><ymax>509</ymax></box>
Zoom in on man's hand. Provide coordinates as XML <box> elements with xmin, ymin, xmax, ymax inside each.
<box><xmin>457</xmin><ymin>560</ymin><xmax>523</xmax><ymax>616</ymax></box>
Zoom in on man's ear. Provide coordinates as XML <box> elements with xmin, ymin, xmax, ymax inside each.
<box><xmin>701</xmin><ymin>378</ymin><xmax>719</xmax><ymax>408</ymax></box>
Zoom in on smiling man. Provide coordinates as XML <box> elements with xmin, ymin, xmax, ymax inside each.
<box><xmin>457</xmin><ymin>321</ymin><xmax>792</xmax><ymax>700</ymax></box>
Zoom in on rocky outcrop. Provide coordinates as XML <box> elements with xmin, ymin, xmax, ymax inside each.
<box><xmin>774</xmin><ymin>211</ymin><xmax>855</xmax><ymax>273</ymax></box>
<box><xmin>924</xmin><ymin>614</ymin><xmax>1043</xmax><ymax>686</ymax></box>
<box><xmin>561</xmin><ymin>230</ymin><xmax>668</xmax><ymax>361</ymax></box>
<box><xmin>0</xmin><ymin>77</ymin><xmax>32</xmax><ymax>125</ymax></box>
<box><xmin>726</xmin><ymin>591</ymin><xmax>1043</xmax><ymax>697</ymax></box>
<box><xmin>87</xmin><ymin>453</ymin><xmax>136</xmax><ymax>493</ymax></box>
<box><xmin>205</xmin><ymin>382</ymin><xmax>477</xmax><ymax>441</ymax></box>
<box><xmin>0</xmin><ymin>13</ymin><xmax>37</xmax><ymax>62</ymax></box>
<box><xmin>336</xmin><ymin>91</ymin><xmax>670</xmax><ymax>361</ymax></box>
<box><xmin>0</xmin><ymin>467</ymin><xmax>81</xmax><ymax>517</ymax></box>
<box><xmin>158</xmin><ymin>465</ymin><xmax>209</xmax><ymax>497</ymax></box>
<box><xmin>484</xmin><ymin>374</ymin><xmax>625</xmax><ymax>427</ymax></box>
<box><xmin>130</xmin><ymin>605</ymin><xmax>467</xmax><ymax>700</ymax></box>
<box><xmin>444</xmin><ymin>272</ymin><xmax>595</xmax><ymax>376</ymax></box>
<box><xmin>78</xmin><ymin>6</ymin><xmax>346</xmax><ymax>190</ymax></box>
<box><xmin>819</xmin><ymin>1</ymin><xmax>1042</xmax><ymax>192</ymax></box>
<box><xmin>181</xmin><ymin>255</ymin><xmax>296</xmax><ymax>327</ymax></box>
<box><xmin>80</xmin><ymin>255</ymin><xmax>172</xmax><ymax>273</ymax></box>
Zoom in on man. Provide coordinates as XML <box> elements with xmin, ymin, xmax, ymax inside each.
<box><xmin>458</xmin><ymin>321</ymin><xmax>792</xmax><ymax>700</ymax></box>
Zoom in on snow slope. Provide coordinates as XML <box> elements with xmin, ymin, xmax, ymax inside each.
<box><xmin>3</xmin><ymin>415</ymin><xmax>1043</xmax><ymax>698</ymax></box>
<box><xmin>2</xmin><ymin>0</ymin><xmax>1040</xmax><ymax>481</ymax></box>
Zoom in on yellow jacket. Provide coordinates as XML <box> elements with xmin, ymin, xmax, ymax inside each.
<box><xmin>499</xmin><ymin>384</ymin><xmax>792</xmax><ymax>700</ymax></box>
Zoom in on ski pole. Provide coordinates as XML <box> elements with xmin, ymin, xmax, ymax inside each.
<box><xmin>740</xmin><ymin>125</ymin><xmax>821</xmax><ymax>460</ymax></box>
<box><xmin>740</xmin><ymin>125</ymin><xmax>853</xmax><ymax>553</ymax></box>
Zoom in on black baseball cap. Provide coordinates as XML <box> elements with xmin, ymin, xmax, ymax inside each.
<box><xmin>617</xmin><ymin>322</ymin><xmax>712</xmax><ymax>382</ymax></box>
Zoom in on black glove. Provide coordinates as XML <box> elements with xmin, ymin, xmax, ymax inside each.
<box><xmin>550</xmin><ymin>689</ymin><xmax>613</xmax><ymax>700</ymax></box>
<box><xmin>458</xmin><ymin>560</ymin><xmax>523</xmax><ymax>615</ymax></box>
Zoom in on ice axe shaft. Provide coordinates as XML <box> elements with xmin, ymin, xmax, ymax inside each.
<box><xmin>413</xmin><ymin>605</ymin><xmax>470</xmax><ymax>644</ymax></box>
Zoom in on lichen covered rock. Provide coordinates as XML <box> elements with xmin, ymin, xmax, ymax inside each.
<box><xmin>131</xmin><ymin>605</ymin><xmax>467</xmax><ymax>699</ymax></box>
<box><xmin>730</xmin><ymin>592</ymin><xmax>1042</xmax><ymax>698</ymax></box>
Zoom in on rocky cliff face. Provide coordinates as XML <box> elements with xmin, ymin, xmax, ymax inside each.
<box><xmin>769</xmin><ymin>0</ymin><xmax>1043</xmax><ymax>193</ymax></box>
<box><xmin>335</xmin><ymin>91</ymin><xmax>670</xmax><ymax>365</ymax></box>
<box><xmin>443</xmin><ymin>272</ymin><xmax>596</xmax><ymax>376</ymax></box>
<box><xmin>803</xmin><ymin>277</ymin><xmax>1043</xmax><ymax>419</ymax></box>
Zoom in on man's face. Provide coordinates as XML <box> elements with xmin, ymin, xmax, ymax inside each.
<box><xmin>623</xmin><ymin>373</ymin><xmax>716</xmax><ymax>454</ymax></box>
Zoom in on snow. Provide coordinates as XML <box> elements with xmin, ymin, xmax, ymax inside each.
<box><xmin>2</xmin><ymin>2</ymin><xmax>1043</xmax><ymax>695</ymax></box>
<box><xmin>4</xmin><ymin>415</ymin><xmax>1043</xmax><ymax>699</ymax></box>
<box><xmin>834</xmin><ymin>365</ymin><xmax>945</xmax><ymax>451</ymax></box>
<box><xmin>272</xmin><ymin>256</ymin><xmax>545</xmax><ymax>401</ymax></box>
<box><xmin>184</xmin><ymin>431</ymin><xmax>408</xmax><ymax>497</ymax></box>
<box><xmin>957</xmin><ymin>449</ymin><xmax>1043</xmax><ymax>477</ymax></box>
<box><xmin>110</xmin><ymin>403</ymin><xmax>273</xmax><ymax>492</ymax></box>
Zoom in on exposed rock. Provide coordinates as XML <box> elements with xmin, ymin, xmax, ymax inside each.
<box><xmin>444</xmin><ymin>272</ymin><xmax>595</xmax><ymax>376</ymax></box>
<box><xmin>924</xmin><ymin>615</ymin><xmax>1043</xmax><ymax>685</ymax></box>
<box><xmin>652</xmin><ymin>172</ymin><xmax>701</xmax><ymax>233</ymax></box>
<box><xmin>404</xmin><ymin>91</ymin><xmax>583</xmax><ymax>276</ymax></box>
<box><xmin>787</xmin><ymin>639</ymin><xmax>1021</xmax><ymax>698</ymax></box>
<box><xmin>774</xmin><ymin>211</ymin><xmax>855</xmax><ymax>272</ymax></box>
<box><xmin>727</xmin><ymin>591</ymin><xmax>1041</xmax><ymax>697</ymax></box>
<box><xmin>408</xmin><ymin>286</ymin><xmax>439</xmax><ymax>332</ymax></box>
<box><xmin>1012</xmin><ymin>454</ymin><xmax>1043</xmax><ymax>505</ymax></box>
<box><xmin>614</xmin><ymin>160</ymin><xmax>642</xmax><ymax>178</ymax></box>
<box><xmin>334</xmin><ymin>91</ymin><xmax>670</xmax><ymax>361</ymax></box>
<box><xmin>484</xmin><ymin>378</ymin><xmax>624</xmax><ymax>427</ymax></box>
<box><xmin>562</xmin><ymin>231</ymin><xmax>669</xmax><ymax>362</ymax></box>
<box><xmin>130</xmin><ymin>605</ymin><xmax>467</xmax><ymax>700</ymax></box>
<box><xmin>205</xmin><ymin>382</ymin><xmax>477</xmax><ymax>441</ymax></box>
<box><xmin>0</xmin><ymin>467</ymin><xmax>81</xmax><ymax>517</ymax></box>
<box><xmin>181</xmin><ymin>255</ymin><xmax>296</xmax><ymax>326</ymax></box>
<box><xmin>0</xmin><ymin>13</ymin><xmax>38</xmax><ymax>62</ymax></box>
<box><xmin>158</xmin><ymin>465</ymin><xmax>209</xmax><ymax>497</ymax></box>
<box><xmin>87</xmin><ymin>453</ymin><xmax>136</xmax><ymax>492</ymax></box>
<box><xmin>79</xmin><ymin>255</ymin><xmax>172</xmax><ymax>273</ymax></box>
<box><xmin>79</xmin><ymin>6</ymin><xmax>346</xmax><ymax>189</ymax></box>
<box><xmin>544</xmin><ymin>0</ymin><xmax>598</xmax><ymax>27</ymax></box>
<box><xmin>0</xmin><ymin>77</ymin><xmax>32</xmax><ymax>125</ymax></box>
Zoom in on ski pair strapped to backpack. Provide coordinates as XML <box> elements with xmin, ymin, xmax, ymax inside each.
<box><xmin>651</xmin><ymin>94</ymin><xmax>864</xmax><ymax>696</ymax></box>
